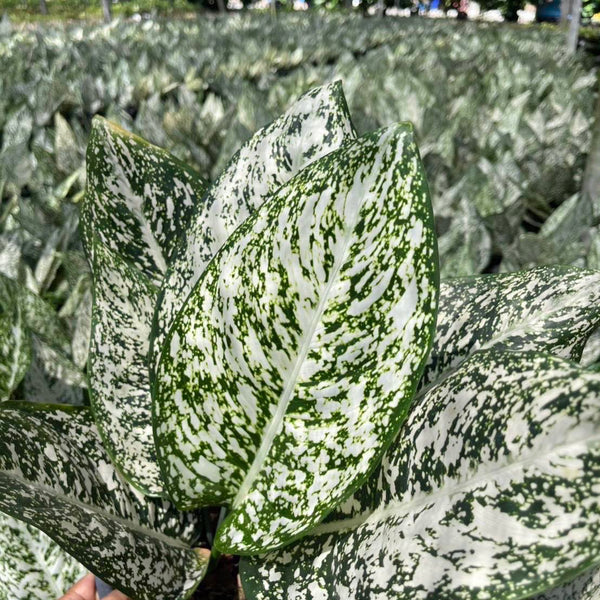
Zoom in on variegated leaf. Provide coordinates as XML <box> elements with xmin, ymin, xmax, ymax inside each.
<box><xmin>155</xmin><ymin>124</ymin><xmax>438</xmax><ymax>554</ymax></box>
<box><xmin>532</xmin><ymin>567</ymin><xmax>600</xmax><ymax>600</ymax></box>
<box><xmin>151</xmin><ymin>81</ymin><xmax>357</xmax><ymax>376</ymax></box>
<box><xmin>82</xmin><ymin>117</ymin><xmax>207</xmax><ymax>280</ymax></box>
<box><xmin>241</xmin><ymin>351</ymin><xmax>600</xmax><ymax>600</ymax></box>
<box><xmin>0</xmin><ymin>513</ymin><xmax>86</xmax><ymax>600</ymax></box>
<box><xmin>423</xmin><ymin>265</ymin><xmax>600</xmax><ymax>389</ymax></box>
<box><xmin>0</xmin><ymin>308</ymin><xmax>30</xmax><ymax>401</ymax></box>
<box><xmin>0</xmin><ymin>274</ymin><xmax>70</xmax><ymax>354</ymax></box>
<box><xmin>0</xmin><ymin>403</ymin><xmax>209</xmax><ymax>600</ymax></box>
<box><xmin>82</xmin><ymin>119</ymin><xmax>208</xmax><ymax>495</ymax></box>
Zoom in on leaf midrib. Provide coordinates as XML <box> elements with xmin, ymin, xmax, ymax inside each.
<box><xmin>103</xmin><ymin>122</ymin><xmax>168</xmax><ymax>275</ymax></box>
<box><xmin>0</xmin><ymin>469</ymin><xmax>191</xmax><ymax>550</ymax></box>
<box><xmin>312</xmin><ymin>431</ymin><xmax>600</xmax><ymax>536</ymax></box>
<box><xmin>231</xmin><ymin>181</ymin><xmax>364</xmax><ymax>510</ymax></box>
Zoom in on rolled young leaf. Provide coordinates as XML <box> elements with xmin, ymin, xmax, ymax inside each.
<box><xmin>82</xmin><ymin>118</ymin><xmax>209</xmax><ymax>495</ymax></box>
<box><xmin>0</xmin><ymin>403</ymin><xmax>209</xmax><ymax>600</ymax></box>
<box><xmin>155</xmin><ymin>123</ymin><xmax>438</xmax><ymax>554</ymax></box>
<box><xmin>0</xmin><ymin>513</ymin><xmax>86</xmax><ymax>600</ymax></box>
<box><xmin>241</xmin><ymin>351</ymin><xmax>600</xmax><ymax>600</ymax></box>
<box><xmin>151</xmin><ymin>81</ymin><xmax>357</xmax><ymax>377</ymax></box>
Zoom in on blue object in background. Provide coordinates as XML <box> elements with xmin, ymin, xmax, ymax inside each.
<box><xmin>95</xmin><ymin>577</ymin><xmax>113</xmax><ymax>599</ymax></box>
<box><xmin>536</xmin><ymin>0</ymin><xmax>561</xmax><ymax>21</ymax></box>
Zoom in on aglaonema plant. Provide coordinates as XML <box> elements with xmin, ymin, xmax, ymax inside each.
<box><xmin>0</xmin><ymin>82</ymin><xmax>600</xmax><ymax>600</ymax></box>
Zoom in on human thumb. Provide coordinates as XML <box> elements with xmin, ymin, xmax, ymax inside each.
<box><xmin>59</xmin><ymin>573</ymin><xmax>96</xmax><ymax>600</ymax></box>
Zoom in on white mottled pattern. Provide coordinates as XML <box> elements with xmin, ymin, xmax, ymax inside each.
<box><xmin>241</xmin><ymin>351</ymin><xmax>600</xmax><ymax>600</ymax></box>
<box><xmin>422</xmin><ymin>266</ymin><xmax>600</xmax><ymax>389</ymax></box>
<box><xmin>155</xmin><ymin>123</ymin><xmax>438</xmax><ymax>554</ymax></box>
<box><xmin>83</xmin><ymin>85</ymin><xmax>355</xmax><ymax>495</ymax></box>
<box><xmin>0</xmin><ymin>404</ymin><xmax>208</xmax><ymax>600</ymax></box>
<box><xmin>82</xmin><ymin>118</ymin><xmax>208</xmax><ymax>495</ymax></box>
<box><xmin>151</xmin><ymin>81</ymin><xmax>357</xmax><ymax>377</ymax></box>
<box><xmin>89</xmin><ymin>241</ymin><xmax>163</xmax><ymax>493</ymax></box>
<box><xmin>83</xmin><ymin>118</ymin><xmax>206</xmax><ymax>282</ymax></box>
<box><xmin>0</xmin><ymin>513</ymin><xmax>86</xmax><ymax>600</ymax></box>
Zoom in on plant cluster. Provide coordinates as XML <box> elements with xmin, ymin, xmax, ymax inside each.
<box><xmin>0</xmin><ymin>16</ymin><xmax>596</xmax><ymax>295</ymax></box>
<box><xmin>0</xmin><ymin>81</ymin><xmax>600</xmax><ymax>600</ymax></box>
<box><xmin>1</xmin><ymin>0</ymin><xmax>195</xmax><ymax>21</ymax></box>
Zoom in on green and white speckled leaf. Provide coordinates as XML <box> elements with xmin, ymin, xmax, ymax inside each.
<box><xmin>0</xmin><ymin>403</ymin><xmax>209</xmax><ymax>600</ymax></box>
<box><xmin>0</xmin><ymin>274</ymin><xmax>70</xmax><ymax>354</ymax></box>
<box><xmin>31</xmin><ymin>337</ymin><xmax>86</xmax><ymax>389</ymax></box>
<box><xmin>155</xmin><ymin>124</ymin><xmax>438</xmax><ymax>554</ymax></box>
<box><xmin>241</xmin><ymin>350</ymin><xmax>600</xmax><ymax>600</ymax></box>
<box><xmin>82</xmin><ymin>118</ymin><xmax>208</xmax><ymax>495</ymax></box>
<box><xmin>0</xmin><ymin>308</ymin><xmax>30</xmax><ymax>401</ymax></box>
<box><xmin>151</xmin><ymin>81</ymin><xmax>356</xmax><ymax>376</ymax></box>
<box><xmin>532</xmin><ymin>567</ymin><xmax>600</xmax><ymax>600</ymax></box>
<box><xmin>88</xmin><ymin>237</ymin><xmax>163</xmax><ymax>494</ymax></box>
<box><xmin>0</xmin><ymin>513</ymin><xmax>86</xmax><ymax>600</ymax></box>
<box><xmin>82</xmin><ymin>117</ymin><xmax>207</xmax><ymax>279</ymax></box>
<box><xmin>423</xmin><ymin>266</ymin><xmax>600</xmax><ymax>389</ymax></box>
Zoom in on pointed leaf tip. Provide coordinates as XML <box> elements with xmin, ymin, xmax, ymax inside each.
<box><xmin>156</xmin><ymin>123</ymin><xmax>438</xmax><ymax>554</ymax></box>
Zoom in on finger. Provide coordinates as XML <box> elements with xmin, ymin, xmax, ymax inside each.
<box><xmin>59</xmin><ymin>573</ymin><xmax>96</xmax><ymax>600</ymax></box>
<box><xmin>102</xmin><ymin>590</ymin><xmax>130</xmax><ymax>600</ymax></box>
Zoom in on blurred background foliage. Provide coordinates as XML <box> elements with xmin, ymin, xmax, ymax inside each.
<box><xmin>0</xmin><ymin>12</ymin><xmax>598</xmax><ymax>389</ymax></box>
<box><xmin>2</xmin><ymin>0</ymin><xmax>600</xmax><ymax>21</ymax></box>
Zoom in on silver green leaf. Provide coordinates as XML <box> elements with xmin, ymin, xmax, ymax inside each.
<box><xmin>0</xmin><ymin>274</ymin><xmax>70</xmax><ymax>354</ymax></box>
<box><xmin>82</xmin><ymin>119</ymin><xmax>208</xmax><ymax>495</ymax></box>
<box><xmin>155</xmin><ymin>123</ymin><xmax>438</xmax><ymax>554</ymax></box>
<box><xmin>436</xmin><ymin>196</ymin><xmax>491</xmax><ymax>278</ymax></box>
<box><xmin>0</xmin><ymin>308</ymin><xmax>30</xmax><ymax>401</ymax></box>
<box><xmin>151</xmin><ymin>81</ymin><xmax>357</xmax><ymax>376</ymax></box>
<box><xmin>82</xmin><ymin>117</ymin><xmax>207</xmax><ymax>281</ymax></box>
<box><xmin>0</xmin><ymin>513</ymin><xmax>86</xmax><ymax>600</ymax></box>
<box><xmin>532</xmin><ymin>567</ymin><xmax>600</xmax><ymax>600</ymax></box>
<box><xmin>0</xmin><ymin>403</ymin><xmax>209</xmax><ymax>600</ymax></box>
<box><xmin>31</xmin><ymin>336</ymin><xmax>86</xmax><ymax>389</ymax></box>
<box><xmin>423</xmin><ymin>265</ymin><xmax>600</xmax><ymax>389</ymax></box>
<box><xmin>241</xmin><ymin>350</ymin><xmax>600</xmax><ymax>600</ymax></box>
